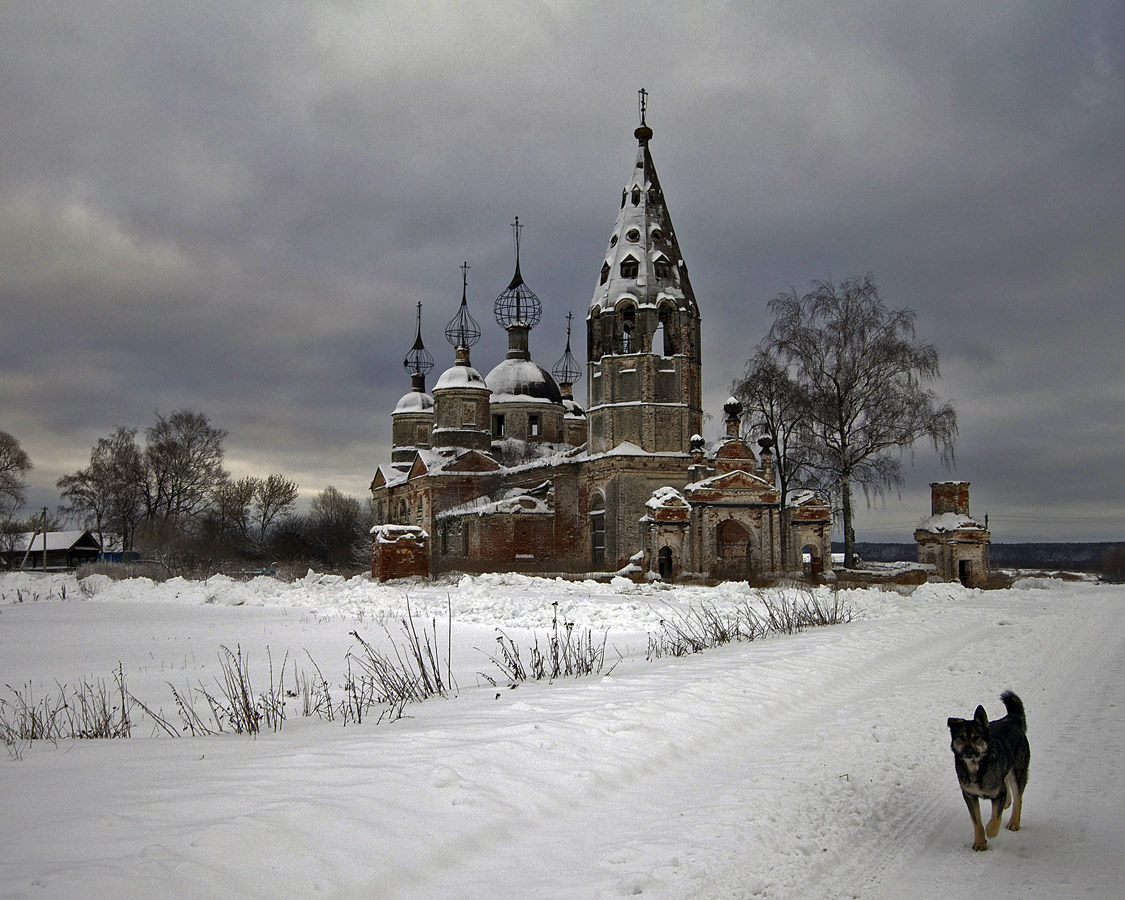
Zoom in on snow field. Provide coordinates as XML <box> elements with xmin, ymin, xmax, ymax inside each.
<box><xmin>0</xmin><ymin>572</ymin><xmax>1122</xmax><ymax>899</ymax></box>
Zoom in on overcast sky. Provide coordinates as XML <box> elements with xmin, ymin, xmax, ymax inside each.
<box><xmin>3</xmin><ymin>1</ymin><xmax>1123</xmax><ymax>543</ymax></box>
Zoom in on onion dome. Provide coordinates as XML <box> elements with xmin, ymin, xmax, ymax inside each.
<box><xmin>435</xmin><ymin>262</ymin><xmax>488</xmax><ymax>391</ymax></box>
<box><xmin>434</xmin><ymin>360</ymin><xmax>488</xmax><ymax>391</ymax></box>
<box><xmin>485</xmin><ymin>357</ymin><xmax>563</xmax><ymax>404</ymax></box>
<box><xmin>444</xmin><ymin>261</ymin><xmax>481</xmax><ymax>350</ymax></box>
<box><xmin>551</xmin><ymin>311</ymin><xmax>583</xmax><ymax>390</ymax></box>
<box><xmin>403</xmin><ymin>301</ymin><xmax>434</xmax><ymax>380</ymax></box>
<box><xmin>394</xmin><ymin>390</ymin><xmax>434</xmax><ymax>414</ymax></box>
<box><xmin>494</xmin><ymin>217</ymin><xmax>542</xmax><ymax>330</ymax></box>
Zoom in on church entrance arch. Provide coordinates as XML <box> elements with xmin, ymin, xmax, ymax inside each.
<box><xmin>715</xmin><ymin>518</ymin><xmax>754</xmax><ymax>581</ymax></box>
<box><xmin>801</xmin><ymin>543</ymin><xmax>824</xmax><ymax>577</ymax></box>
<box><xmin>658</xmin><ymin>546</ymin><xmax>673</xmax><ymax>580</ymax></box>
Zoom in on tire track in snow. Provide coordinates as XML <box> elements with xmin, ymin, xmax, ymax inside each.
<box><xmin>381</xmin><ymin>594</ymin><xmax>1036</xmax><ymax>899</ymax></box>
<box><xmin>870</xmin><ymin>588</ymin><xmax>1125</xmax><ymax>899</ymax></box>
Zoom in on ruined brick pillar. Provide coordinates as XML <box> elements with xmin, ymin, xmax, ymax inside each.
<box><xmin>931</xmin><ymin>481</ymin><xmax>971</xmax><ymax>516</ymax></box>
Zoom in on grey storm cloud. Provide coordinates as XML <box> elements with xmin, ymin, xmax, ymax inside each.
<box><xmin>2</xmin><ymin>0</ymin><xmax>1123</xmax><ymax>542</ymax></box>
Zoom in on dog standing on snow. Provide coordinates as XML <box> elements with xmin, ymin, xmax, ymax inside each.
<box><xmin>947</xmin><ymin>690</ymin><xmax>1030</xmax><ymax>851</ymax></box>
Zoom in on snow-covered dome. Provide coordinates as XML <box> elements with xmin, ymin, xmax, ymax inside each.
<box><xmin>485</xmin><ymin>358</ymin><xmax>563</xmax><ymax>404</ymax></box>
<box><xmin>434</xmin><ymin>363</ymin><xmax>488</xmax><ymax>392</ymax></box>
<box><xmin>393</xmin><ymin>390</ymin><xmax>434</xmax><ymax>414</ymax></box>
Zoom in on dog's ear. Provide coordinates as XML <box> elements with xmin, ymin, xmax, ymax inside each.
<box><xmin>974</xmin><ymin>705</ymin><xmax>988</xmax><ymax>726</ymax></box>
<box><xmin>948</xmin><ymin>717</ymin><xmax>965</xmax><ymax>731</ymax></box>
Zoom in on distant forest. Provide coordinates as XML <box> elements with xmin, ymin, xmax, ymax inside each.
<box><xmin>839</xmin><ymin>542</ymin><xmax>1123</xmax><ymax>572</ymax></box>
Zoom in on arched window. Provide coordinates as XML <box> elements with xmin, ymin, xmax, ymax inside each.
<box><xmin>590</xmin><ymin>494</ymin><xmax>606</xmax><ymax>569</ymax></box>
<box><xmin>620</xmin><ymin>256</ymin><xmax>639</xmax><ymax>279</ymax></box>
<box><xmin>654</xmin><ymin>254</ymin><xmax>671</xmax><ymax>280</ymax></box>
<box><xmin>658</xmin><ymin>304</ymin><xmax>678</xmax><ymax>355</ymax></box>
<box><xmin>600</xmin><ymin>262</ymin><xmax>610</xmax><ymax>285</ymax></box>
<box><xmin>619</xmin><ymin>304</ymin><xmax>637</xmax><ymax>354</ymax></box>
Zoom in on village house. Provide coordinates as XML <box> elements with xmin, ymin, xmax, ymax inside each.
<box><xmin>3</xmin><ymin>530</ymin><xmax>103</xmax><ymax>570</ymax></box>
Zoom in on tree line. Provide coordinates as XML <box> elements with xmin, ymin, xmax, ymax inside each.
<box><xmin>1</xmin><ymin>411</ymin><xmax>370</xmax><ymax>571</ymax></box>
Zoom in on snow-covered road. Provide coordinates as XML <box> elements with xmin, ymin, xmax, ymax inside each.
<box><xmin>0</xmin><ymin>574</ymin><xmax>1121</xmax><ymax>899</ymax></box>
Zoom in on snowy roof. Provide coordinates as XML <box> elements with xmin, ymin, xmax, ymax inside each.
<box><xmin>562</xmin><ymin>398</ymin><xmax>586</xmax><ymax>418</ymax></box>
<box><xmin>485</xmin><ymin>357</ymin><xmax>563</xmax><ymax>404</ymax></box>
<box><xmin>785</xmin><ymin>490</ymin><xmax>828</xmax><ymax>508</ymax></box>
<box><xmin>916</xmin><ymin>512</ymin><xmax>986</xmax><ymax>533</ymax></box>
<box><xmin>645</xmin><ymin>486</ymin><xmax>691</xmax><ymax>510</ymax></box>
<box><xmin>373</xmin><ymin>463</ymin><xmax>410</xmax><ymax>488</ymax></box>
<box><xmin>685</xmin><ymin>469</ymin><xmax>774</xmax><ymax>492</ymax></box>
<box><xmin>11</xmin><ymin>531</ymin><xmax>100</xmax><ymax>552</ymax></box>
<box><xmin>369</xmin><ymin>524</ymin><xmax>428</xmax><ymax>543</ymax></box>
<box><xmin>393</xmin><ymin>390</ymin><xmax>434</xmax><ymax>413</ymax></box>
<box><xmin>434</xmin><ymin>363</ymin><xmax>488</xmax><ymax>392</ymax></box>
<box><xmin>436</xmin><ymin>482</ymin><xmax>554</xmax><ymax>519</ymax></box>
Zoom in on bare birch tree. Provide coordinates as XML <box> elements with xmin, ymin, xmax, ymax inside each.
<box><xmin>57</xmin><ymin>426</ymin><xmax>145</xmax><ymax>551</ymax></box>
<box><xmin>251</xmin><ymin>474</ymin><xmax>299</xmax><ymax>544</ymax></box>
<box><xmin>766</xmin><ymin>274</ymin><xmax>957</xmax><ymax>568</ymax></box>
<box><xmin>0</xmin><ymin>431</ymin><xmax>32</xmax><ymax>523</ymax></box>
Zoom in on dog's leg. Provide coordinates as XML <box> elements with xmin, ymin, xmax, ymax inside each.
<box><xmin>963</xmin><ymin>791</ymin><xmax>988</xmax><ymax>851</ymax></box>
<box><xmin>1006</xmin><ymin>770</ymin><xmax>1023</xmax><ymax>832</ymax></box>
<box><xmin>986</xmin><ymin>785</ymin><xmax>1007</xmax><ymax>839</ymax></box>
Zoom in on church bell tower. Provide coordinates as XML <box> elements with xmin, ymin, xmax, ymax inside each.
<box><xmin>586</xmin><ymin>91</ymin><xmax>703</xmax><ymax>455</ymax></box>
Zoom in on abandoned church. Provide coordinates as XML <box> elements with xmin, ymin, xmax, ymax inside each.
<box><xmin>369</xmin><ymin>106</ymin><xmax>833</xmax><ymax>582</ymax></box>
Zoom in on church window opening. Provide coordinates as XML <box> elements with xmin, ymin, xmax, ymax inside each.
<box><xmin>590</xmin><ymin>495</ymin><xmax>606</xmax><ymax>569</ymax></box>
<box><xmin>529</xmin><ymin>414</ymin><xmax>540</xmax><ymax>437</ymax></box>
<box><xmin>631</xmin><ymin>187</ymin><xmax>641</xmax><ymax>206</ymax></box>
<box><xmin>658</xmin><ymin>305</ymin><xmax>678</xmax><ymax>355</ymax></box>
<box><xmin>492</xmin><ymin>414</ymin><xmax>505</xmax><ymax>437</ymax></box>
<box><xmin>600</xmin><ymin>262</ymin><xmax>610</xmax><ymax>285</ymax></box>
<box><xmin>620</xmin><ymin>189</ymin><xmax>626</xmax><ymax>209</ymax></box>
<box><xmin>619</xmin><ymin>304</ymin><xmax>637</xmax><ymax>354</ymax></box>
<box><xmin>654</xmin><ymin>255</ymin><xmax>671</xmax><ymax>280</ymax></box>
<box><xmin>620</xmin><ymin>256</ymin><xmax>639</xmax><ymax>279</ymax></box>
<box><xmin>610</xmin><ymin>234</ymin><xmax>618</xmax><ymax>247</ymax></box>
<box><xmin>651</xmin><ymin>228</ymin><xmax>663</xmax><ymax>242</ymax></box>
<box><xmin>649</xmin><ymin>189</ymin><xmax>660</xmax><ymax>205</ymax></box>
<box><xmin>626</xmin><ymin>228</ymin><xmax>640</xmax><ymax>242</ymax></box>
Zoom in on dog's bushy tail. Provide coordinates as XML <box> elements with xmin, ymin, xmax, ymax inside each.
<box><xmin>1001</xmin><ymin>690</ymin><xmax>1027</xmax><ymax>732</ymax></box>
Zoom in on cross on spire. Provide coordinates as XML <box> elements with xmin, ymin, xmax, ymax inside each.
<box><xmin>511</xmin><ymin>216</ymin><xmax>523</xmax><ymax>262</ymax></box>
<box><xmin>638</xmin><ymin>88</ymin><xmax>648</xmax><ymax>126</ymax></box>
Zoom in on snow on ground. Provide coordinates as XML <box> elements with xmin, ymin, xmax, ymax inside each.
<box><xmin>0</xmin><ymin>571</ymin><xmax>1122</xmax><ymax>899</ymax></box>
